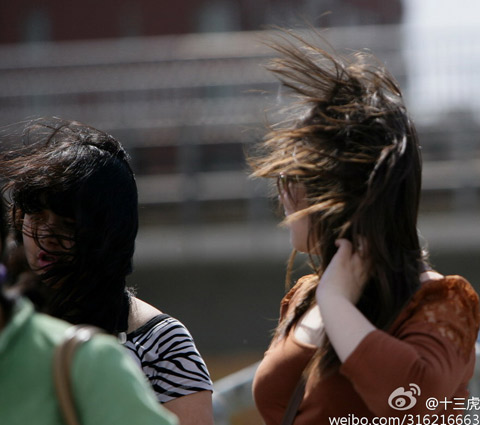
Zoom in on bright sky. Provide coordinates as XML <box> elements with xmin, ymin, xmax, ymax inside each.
<box><xmin>401</xmin><ymin>0</ymin><xmax>480</xmax><ymax>120</ymax></box>
<box><xmin>403</xmin><ymin>0</ymin><xmax>480</xmax><ymax>26</ymax></box>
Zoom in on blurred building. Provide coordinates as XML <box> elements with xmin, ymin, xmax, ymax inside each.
<box><xmin>0</xmin><ymin>0</ymin><xmax>402</xmax><ymax>44</ymax></box>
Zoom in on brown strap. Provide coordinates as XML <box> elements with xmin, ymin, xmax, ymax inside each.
<box><xmin>280</xmin><ymin>350</ymin><xmax>319</xmax><ymax>425</ymax></box>
<box><xmin>280</xmin><ymin>376</ymin><xmax>306</xmax><ymax>425</ymax></box>
<box><xmin>53</xmin><ymin>325</ymin><xmax>104</xmax><ymax>425</ymax></box>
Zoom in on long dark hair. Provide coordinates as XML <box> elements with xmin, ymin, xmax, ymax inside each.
<box><xmin>1</xmin><ymin>117</ymin><xmax>138</xmax><ymax>333</ymax></box>
<box><xmin>250</xmin><ymin>30</ymin><xmax>425</xmax><ymax>373</ymax></box>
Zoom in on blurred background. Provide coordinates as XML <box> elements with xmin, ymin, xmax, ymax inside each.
<box><xmin>1</xmin><ymin>0</ymin><xmax>479</xmax><ymax>423</ymax></box>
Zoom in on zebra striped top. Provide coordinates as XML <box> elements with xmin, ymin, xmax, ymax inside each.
<box><xmin>123</xmin><ymin>314</ymin><xmax>213</xmax><ymax>403</ymax></box>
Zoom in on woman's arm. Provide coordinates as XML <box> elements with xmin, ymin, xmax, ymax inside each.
<box><xmin>74</xmin><ymin>335</ymin><xmax>178</xmax><ymax>425</ymax></box>
<box><xmin>127</xmin><ymin>299</ymin><xmax>214</xmax><ymax>425</ymax></box>
<box><xmin>315</xmin><ymin>239</ymin><xmax>375</xmax><ymax>362</ymax></box>
<box><xmin>315</xmin><ymin>239</ymin><xmax>479</xmax><ymax>417</ymax></box>
<box><xmin>164</xmin><ymin>391</ymin><xmax>214</xmax><ymax>425</ymax></box>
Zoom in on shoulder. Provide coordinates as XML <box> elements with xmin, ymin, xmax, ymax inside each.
<box><xmin>15</xmin><ymin>300</ymin><xmax>69</xmax><ymax>349</ymax></box>
<box><xmin>126</xmin><ymin>313</ymin><xmax>194</xmax><ymax>347</ymax></box>
<box><xmin>280</xmin><ymin>274</ymin><xmax>319</xmax><ymax>319</ymax></box>
<box><xmin>127</xmin><ymin>297</ymin><xmax>162</xmax><ymax>334</ymax></box>
<box><xmin>72</xmin><ymin>334</ymin><xmax>177</xmax><ymax>425</ymax></box>
<box><xmin>73</xmin><ymin>333</ymin><xmax>153</xmax><ymax>388</ymax></box>
<box><xmin>125</xmin><ymin>312</ymin><xmax>208</xmax><ymax>365</ymax></box>
<box><xmin>394</xmin><ymin>275</ymin><xmax>480</xmax><ymax>358</ymax></box>
<box><xmin>125</xmin><ymin>313</ymin><xmax>213</xmax><ymax>403</ymax></box>
<box><xmin>72</xmin><ymin>332</ymin><xmax>146</xmax><ymax>391</ymax></box>
<box><xmin>74</xmin><ymin>331</ymin><xmax>131</xmax><ymax>366</ymax></box>
<box><xmin>409</xmin><ymin>274</ymin><xmax>479</xmax><ymax>314</ymax></box>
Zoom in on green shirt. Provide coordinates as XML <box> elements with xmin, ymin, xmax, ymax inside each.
<box><xmin>0</xmin><ymin>298</ymin><xmax>177</xmax><ymax>425</ymax></box>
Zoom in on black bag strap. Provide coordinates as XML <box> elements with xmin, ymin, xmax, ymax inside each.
<box><xmin>280</xmin><ymin>376</ymin><xmax>307</xmax><ymax>425</ymax></box>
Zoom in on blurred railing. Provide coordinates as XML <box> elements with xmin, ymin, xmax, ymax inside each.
<box><xmin>213</xmin><ymin>361</ymin><xmax>260</xmax><ymax>425</ymax></box>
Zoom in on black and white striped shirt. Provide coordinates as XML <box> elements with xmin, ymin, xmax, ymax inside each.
<box><xmin>123</xmin><ymin>314</ymin><xmax>213</xmax><ymax>403</ymax></box>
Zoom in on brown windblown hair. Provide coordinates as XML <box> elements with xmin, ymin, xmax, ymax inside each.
<box><xmin>249</xmin><ymin>30</ymin><xmax>425</xmax><ymax>374</ymax></box>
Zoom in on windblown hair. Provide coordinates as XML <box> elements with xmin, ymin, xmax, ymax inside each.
<box><xmin>0</xmin><ymin>117</ymin><xmax>138</xmax><ymax>333</ymax></box>
<box><xmin>250</xmin><ymin>31</ymin><xmax>424</xmax><ymax>373</ymax></box>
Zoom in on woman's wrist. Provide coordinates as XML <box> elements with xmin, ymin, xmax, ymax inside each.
<box><xmin>317</xmin><ymin>292</ymin><xmax>376</xmax><ymax>362</ymax></box>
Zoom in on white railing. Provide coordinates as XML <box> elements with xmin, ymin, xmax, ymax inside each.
<box><xmin>213</xmin><ymin>361</ymin><xmax>260</xmax><ymax>425</ymax></box>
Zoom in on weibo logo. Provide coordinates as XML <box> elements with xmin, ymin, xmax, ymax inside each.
<box><xmin>388</xmin><ymin>384</ymin><xmax>421</xmax><ymax>411</ymax></box>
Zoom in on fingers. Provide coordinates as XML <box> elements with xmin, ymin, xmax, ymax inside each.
<box><xmin>335</xmin><ymin>238</ymin><xmax>352</xmax><ymax>250</ymax></box>
<box><xmin>332</xmin><ymin>239</ymin><xmax>369</xmax><ymax>281</ymax></box>
<box><xmin>334</xmin><ymin>239</ymin><xmax>353</xmax><ymax>259</ymax></box>
<box><xmin>355</xmin><ymin>236</ymin><xmax>368</xmax><ymax>257</ymax></box>
<box><xmin>320</xmin><ymin>238</ymin><xmax>370</xmax><ymax>305</ymax></box>
<box><xmin>335</xmin><ymin>238</ymin><xmax>368</xmax><ymax>257</ymax></box>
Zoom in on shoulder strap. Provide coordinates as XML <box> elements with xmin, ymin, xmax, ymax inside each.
<box><xmin>53</xmin><ymin>325</ymin><xmax>104</xmax><ymax>425</ymax></box>
<box><xmin>280</xmin><ymin>351</ymin><xmax>318</xmax><ymax>425</ymax></box>
<box><xmin>280</xmin><ymin>377</ymin><xmax>306</xmax><ymax>425</ymax></box>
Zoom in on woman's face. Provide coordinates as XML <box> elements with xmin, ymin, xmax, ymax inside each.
<box><xmin>22</xmin><ymin>209</ymin><xmax>75</xmax><ymax>274</ymax></box>
<box><xmin>278</xmin><ymin>178</ymin><xmax>310</xmax><ymax>253</ymax></box>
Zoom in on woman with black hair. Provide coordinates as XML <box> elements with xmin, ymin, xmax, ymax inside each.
<box><xmin>250</xmin><ymin>31</ymin><xmax>480</xmax><ymax>424</ymax></box>
<box><xmin>1</xmin><ymin>117</ymin><xmax>213</xmax><ymax>425</ymax></box>
<box><xmin>0</xmin><ymin>189</ymin><xmax>178</xmax><ymax>425</ymax></box>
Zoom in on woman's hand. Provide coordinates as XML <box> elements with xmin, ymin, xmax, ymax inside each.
<box><xmin>316</xmin><ymin>238</ymin><xmax>370</xmax><ymax>305</ymax></box>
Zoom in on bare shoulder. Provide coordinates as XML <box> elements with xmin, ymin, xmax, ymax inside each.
<box><xmin>128</xmin><ymin>297</ymin><xmax>163</xmax><ymax>333</ymax></box>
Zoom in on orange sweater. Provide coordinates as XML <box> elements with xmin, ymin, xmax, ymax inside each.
<box><xmin>253</xmin><ymin>275</ymin><xmax>480</xmax><ymax>425</ymax></box>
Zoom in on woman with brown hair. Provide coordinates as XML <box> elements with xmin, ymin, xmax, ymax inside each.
<box><xmin>250</xmin><ymin>30</ymin><xmax>480</xmax><ymax>424</ymax></box>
